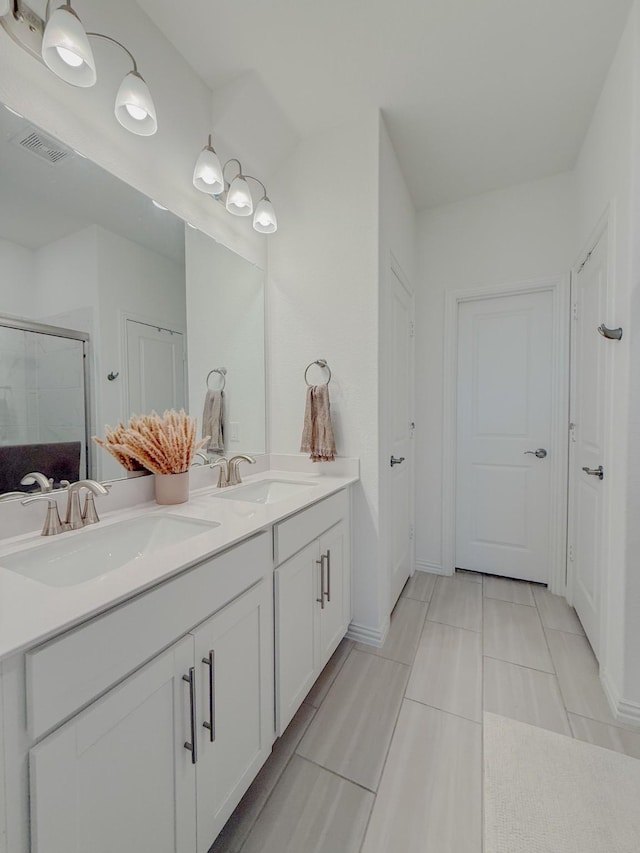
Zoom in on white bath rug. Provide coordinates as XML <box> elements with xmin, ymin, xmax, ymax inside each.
<box><xmin>484</xmin><ymin>711</ymin><xmax>640</xmax><ymax>853</ymax></box>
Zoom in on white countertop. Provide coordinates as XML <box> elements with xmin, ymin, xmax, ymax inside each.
<box><xmin>0</xmin><ymin>468</ymin><xmax>358</xmax><ymax>663</ymax></box>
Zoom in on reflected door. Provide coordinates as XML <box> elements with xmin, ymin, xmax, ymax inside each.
<box><xmin>126</xmin><ymin>320</ymin><xmax>186</xmax><ymax>415</ymax></box>
<box><xmin>455</xmin><ymin>291</ymin><xmax>554</xmax><ymax>583</ymax></box>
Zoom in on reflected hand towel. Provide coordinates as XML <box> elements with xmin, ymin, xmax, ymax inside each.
<box><xmin>202</xmin><ymin>390</ymin><xmax>224</xmax><ymax>453</ymax></box>
<box><xmin>300</xmin><ymin>383</ymin><xmax>336</xmax><ymax>462</ymax></box>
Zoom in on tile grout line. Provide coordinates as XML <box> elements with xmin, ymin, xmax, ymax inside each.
<box><xmin>294</xmin><ymin>753</ymin><xmax>380</xmax><ymax>795</ymax></box>
<box><xmin>482</xmin><ymin>653</ymin><xmax>557</xmax><ymax>676</ymax></box>
<box><xmin>533</xmin><ymin>595</ymin><xmax>573</xmax><ymax>736</ymax></box>
<box><xmin>234</xmin><ymin>644</ymin><xmax>353</xmax><ymax>853</ymax></box>
<box><xmin>356</xmin><ymin>593</ymin><xmax>430</xmax><ymax>853</ymax></box>
<box><xmin>233</xmin><ymin>701</ymin><xmax>322</xmax><ymax>853</ymax></box>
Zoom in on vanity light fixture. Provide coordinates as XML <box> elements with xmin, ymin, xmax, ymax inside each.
<box><xmin>1</xmin><ymin>1</ymin><xmax>157</xmax><ymax>135</ymax></box>
<box><xmin>41</xmin><ymin>2</ymin><xmax>96</xmax><ymax>87</ymax></box>
<box><xmin>192</xmin><ymin>141</ymin><xmax>278</xmax><ymax>233</ymax></box>
<box><xmin>193</xmin><ymin>135</ymin><xmax>224</xmax><ymax>195</ymax></box>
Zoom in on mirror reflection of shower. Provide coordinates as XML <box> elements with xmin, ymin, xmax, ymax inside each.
<box><xmin>0</xmin><ymin>316</ymin><xmax>89</xmax><ymax>495</ymax></box>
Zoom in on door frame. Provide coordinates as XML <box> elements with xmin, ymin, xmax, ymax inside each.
<box><xmin>381</xmin><ymin>251</ymin><xmax>415</xmax><ymax>612</ymax></box>
<box><xmin>566</xmin><ymin>211</ymin><xmax>613</xmax><ymax>652</ymax></box>
<box><xmin>442</xmin><ymin>274</ymin><xmax>570</xmax><ymax>593</ymax></box>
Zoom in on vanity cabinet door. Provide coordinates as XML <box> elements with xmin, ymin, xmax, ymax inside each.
<box><xmin>29</xmin><ymin>635</ymin><xmax>197</xmax><ymax>853</ymax></box>
<box><xmin>317</xmin><ymin>521</ymin><xmax>348</xmax><ymax>669</ymax></box>
<box><xmin>193</xmin><ymin>579</ymin><xmax>273</xmax><ymax>853</ymax></box>
<box><xmin>275</xmin><ymin>542</ymin><xmax>319</xmax><ymax>734</ymax></box>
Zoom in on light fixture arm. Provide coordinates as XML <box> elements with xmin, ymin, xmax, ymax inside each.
<box><xmin>86</xmin><ymin>32</ymin><xmax>138</xmax><ymax>73</ymax></box>
<box><xmin>222</xmin><ymin>157</ymin><xmax>244</xmax><ymax>184</ymax></box>
<box><xmin>245</xmin><ymin>174</ymin><xmax>268</xmax><ymax>199</ymax></box>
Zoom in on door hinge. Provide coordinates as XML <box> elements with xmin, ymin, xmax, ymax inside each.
<box><xmin>568</xmin><ymin>544</ymin><xmax>575</xmax><ymax>562</ymax></box>
<box><xmin>409</xmin><ymin>321</ymin><xmax>415</xmax><ymax>338</ymax></box>
<box><xmin>409</xmin><ymin>525</ymin><xmax>414</xmax><ymax>540</ymax></box>
<box><xmin>569</xmin><ymin>422</ymin><xmax>576</xmax><ymax>442</ymax></box>
<box><xmin>572</xmin><ymin>303</ymin><xmax>578</xmax><ymax>321</ymax></box>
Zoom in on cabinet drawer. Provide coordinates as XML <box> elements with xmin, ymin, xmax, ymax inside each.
<box><xmin>26</xmin><ymin>532</ymin><xmax>270</xmax><ymax>741</ymax></box>
<box><xmin>274</xmin><ymin>490</ymin><xmax>348</xmax><ymax>565</ymax></box>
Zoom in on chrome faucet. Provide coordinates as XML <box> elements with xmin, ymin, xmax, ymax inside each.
<box><xmin>20</xmin><ymin>471</ymin><xmax>53</xmax><ymax>492</ymax></box>
<box><xmin>64</xmin><ymin>480</ymin><xmax>110</xmax><ymax>529</ymax></box>
<box><xmin>0</xmin><ymin>471</ymin><xmax>54</xmax><ymax>501</ymax></box>
<box><xmin>22</xmin><ymin>480</ymin><xmax>110</xmax><ymax>536</ymax></box>
<box><xmin>227</xmin><ymin>455</ymin><xmax>256</xmax><ymax>486</ymax></box>
<box><xmin>191</xmin><ymin>450</ymin><xmax>210</xmax><ymax>467</ymax></box>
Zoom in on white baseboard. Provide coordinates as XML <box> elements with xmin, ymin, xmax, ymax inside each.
<box><xmin>346</xmin><ymin>620</ymin><xmax>389</xmax><ymax>648</ymax></box>
<box><xmin>601</xmin><ymin>668</ymin><xmax>640</xmax><ymax>726</ymax></box>
<box><xmin>415</xmin><ymin>559</ymin><xmax>449</xmax><ymax>576</ymax></box>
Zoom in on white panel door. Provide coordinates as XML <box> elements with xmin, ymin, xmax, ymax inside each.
<box><xmin>193</xmin><ymin>580</ymin><xmax>273</xmax><ymax>852</ymax></box>
<box><xmin>29</xmin><ymin>635</ymin><xmax>196</xmax><ymax>853</ymax></box>
<box><xmin>126</xmin><ymin>319</ymin><xmax>186</xmax><ymax>414</ymax></box>
<box><xmin>456</xmin><ymin>290</ymin><xmax>554</xmax><ymax>582</ymax></box>
<box><xmin>388</xmin><ymin>267</ymin><xmax>414</xmax><ymax>607</ymax></box>
<box><xmin>569</xmin><ymin>234</ymin><xmax>608</xmax><ymax>656</ymax></box>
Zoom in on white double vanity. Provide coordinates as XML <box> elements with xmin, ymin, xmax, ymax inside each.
<box><xmin>0</xmin><ymin>462</ymin><xmax>357</xmax><ymax>853</ymax></box>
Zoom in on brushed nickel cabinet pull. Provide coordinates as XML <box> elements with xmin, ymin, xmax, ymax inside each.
<box><xmin>182</xmin><ymin>667</ymin><xmax>197</xmax><ymax>764</ymax></box>
<box><xmin>202</xmin><ymin>650</ymin><xmax>216</xmax><ymax>742</ymax></box>
<box><xmin>316</xmin><ymin>556</ymin><xmax>326</xmax><ymax>609</ymax></box>
<box><xmin>325</xmin><ymin>549</ymin><xmax>331</xmax><ymax>603</ymax></box>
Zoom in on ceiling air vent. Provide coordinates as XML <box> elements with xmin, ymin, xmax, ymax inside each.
<box><xmin>11</xmin><ymin>128</ymin><xmax>73</xmax><ymax>165</ymax></box>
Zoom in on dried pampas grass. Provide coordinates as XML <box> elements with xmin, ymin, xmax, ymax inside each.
<box><xmin>93</xmin><ymin>410</ymin><xmax>209</xmax><ymax>475</ymax></box>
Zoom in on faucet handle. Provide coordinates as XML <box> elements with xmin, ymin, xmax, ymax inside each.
<box><xmin>82</xmin><ymin>492</ymin><xmax>100</xmax><ymax>525</ymax></box>
<box><xmin>21</xmin><ymin>495</ymin><xmax>63</xmax><ymax>536</ymax></box>
<box><xmin>209</xmin><ymin>457</ymin><xmax>229</xmax><ymax>488</ymax></box>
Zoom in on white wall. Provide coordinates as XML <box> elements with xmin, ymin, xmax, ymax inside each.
<box><xmin>0</xmin><ymin>239</ymin><xmax>34</xmax><ymax>317</ymax></box>
<box><xmin>573</xmin><ymin>0</ymin><xmax>640</xmax><ymax>712</ymax></box>
<box><xmin>0</xmin><ymin>0</ymin><xmax>265</xmax><ymax>269</ymax></box>
<box><xmin>416</xmin><ymin>172</ymin><xmax>576</xmax><ymax>572</ymax></box>
<box><xmin>267</xmin><ymin>109</ymin><xmax>385</xmax><ymax>639</ymax></box>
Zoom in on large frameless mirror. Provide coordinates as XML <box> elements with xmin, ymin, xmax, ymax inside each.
<box><xmin>0</xmin><ymin>103</ymin><xmax>266</xmax><ymax>494</ymax></box>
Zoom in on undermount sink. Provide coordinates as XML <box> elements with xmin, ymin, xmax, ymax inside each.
<box><xmin>212</xmin><ymin>479</ymin><xmax>319</xmax><ymax>505</ymax></box>
<box><xmin>0</xmin><ymin>515</ymin><xmax>219</xmax><ymax>588</ymax></box>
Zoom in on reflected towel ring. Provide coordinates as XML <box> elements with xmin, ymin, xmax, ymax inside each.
<box><xmin>206</xmin><ymin>367</ymin><xmax>227</xmax><ymax>391</ymax></box>
<box><xmin>304</xmin><ymin>359</ymin><xmax>331</xmax><ymax>387</ymax></box>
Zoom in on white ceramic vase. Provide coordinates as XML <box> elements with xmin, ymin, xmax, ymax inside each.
<box><xmin>154</xmin><ymin>471</ymin><xmax>189</xmax><ymax>505</ymax></box>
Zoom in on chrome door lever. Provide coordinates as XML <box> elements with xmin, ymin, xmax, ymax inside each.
<box><xmin>582</xmin><ymin>465</ymin><xmax>604</xmax><ymax>480</ymax></box>
<box><xmin>524</xmin><ymin>448</ymin><xmax>547</xmax><ymax>458</ymax></box>
<box><xmin>390</xmin><ymin>456</ymin><xmax>405</xmax><ymax>467</ymax></box>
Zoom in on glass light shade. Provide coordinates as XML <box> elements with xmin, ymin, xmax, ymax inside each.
<box><xmin>226</xmin><ymin>175</ymin><xmax>253</xmax><ymax>216</ymax></box>
<box><xmin>42</xmin><ymin>6</ymin><xmax>96</xmax><ymax>87</ymax></box>
<box><xmin>114</xmin><ymin>72</ymin><xmax>157</xmax><ymax>136</ymax></box>
<box><xmin>253</xmin><ymin>197</ymin><xmax>277</xmax><ymax>233</ymax></box>
<box><xmin>193</xmin><ymin>146</ymin><xmax>224</xmax><ymax>195</ymax></box>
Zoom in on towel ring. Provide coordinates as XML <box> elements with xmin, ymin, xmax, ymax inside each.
<box><xmin>305</xmin><ymin>359</ymin><xmax>331</xmax><ymax>387</ymax></box>
<box><xmin>206</xmin><ymin>367</ymin><xmax>227</xmax><ymax>391</ymax></box>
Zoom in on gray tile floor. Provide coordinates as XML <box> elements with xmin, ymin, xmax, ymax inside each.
<box><xmin>210</xmin><ymin>570</ymin><xmax>640</xmax><ymax>853</ymax></box>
